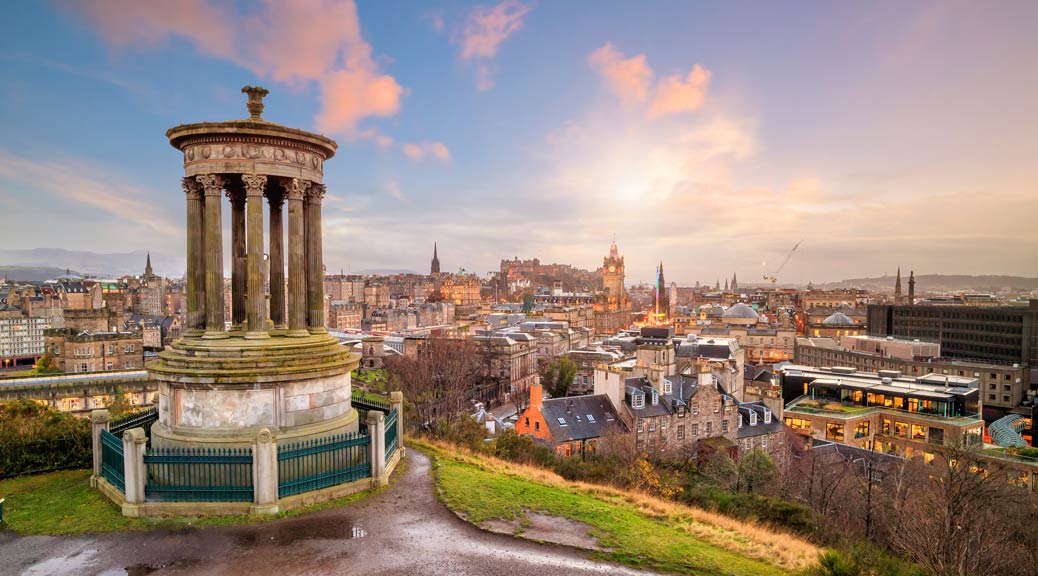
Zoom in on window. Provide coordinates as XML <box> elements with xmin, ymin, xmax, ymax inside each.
<box><xmin>637</xmin><ymin>421</ymin><xmax>644</xmax><ymax>433</ymax></box>
<box><xmin>648</xmin><ymin>418</ymin><xmax>656</xmax><ymax>432</ymax></box>
<box><xmin>691</xmin><ymin>423</ymin><xmax>699</xmax><ymax>437</ymax></box>
<box><xmin>535</xmin><ymin>421</ymin><xmax>540</xmax><ymax>432</ymax></box>
<box><xmin>557</xmin><ymin>417</ymin><xmax>567</xmax><ymax>426</ymax></box>
<box><xmin>692</xmin><ymin>402</ymin><xmax>700</xmax><ymax>415</ymax></box>
<box><xmin>854</xmin><ymin>420</ymin><xmax>870</xmax><ymax>438</ymax></box>
<box><xmin>632</xmin><ymin>394</ymin><xmax>644</xmax><ymax>409</ymax></box>
<box><xmin>749</xmin><ymin>411</ymin><xmax>757</xmax><ymax>426</ymax></box>
<box><xmin>928</xmin><ymin>427</ymin><xmax>944</xmax><ymax>445</ymax></box>
<box><xmin>763</xmin><ymin>410</ymin><xmax>772</xmax><ymax>424</ymax></box>
<box><xmin>911</xmin><ymin>424</ymin><xmax>926</xmax><ymax>441</ymax></box>
<box><xmin>761</xmin><ymin>436</ymin><xmax>768</xmax><ymax>449</ymax></box>
<box><xmin>661</xmin><ymin>418</ymin><xmax>668</xmax><ymax>430</ymax></box>
<box><xmin>881</xmin><ymin>418</ymin><xmax>892</xmax><ymax>435</ymax></box>
<box><xmin>677</xmin><ymin>424</ymin><xmax>685</xmax><ymax>439</ymax></box>
<box><xmin>663</xmin><ymin>380</ymin><xmax>672</xmax><ymax>394</ymax></box>
<box><xmin>706</xmin><ymin>421</ymin><xmax>713</xmax><ymax>436</ymax></box>
<box><xmin>525</xmin><ymin>417</ymin><xmax>530</xmax><ymax>427</ymax></box>
<box><xmin>721</xmin><ymin>419</ymin><xmax>728</xmax><ymax>433</ymax></box>
<box><xmin>587</xmin><ymin>414</ymin><xmax>595</xmax><ymax>423</ymax></box>
<box><xmin>784</xmin><ymin>417</ymin><xmax>811</xmax><ymax>432</ymax></box>
<box><xmin>714</xmin><ymin>401</ymin><xmax>721</xmax><ymax>413</ymax></box>
<box><xmin>825</xmin><ymin>423</ymin><xmax>845</xmax><ymax>442</ymax></box>
<box><xmin>738</xmin><ymin>414</ymin><xmax>743</xmax><ymax>428</ymax></box>
<box><xmin>894</xmin><ymin>421</ymin><xmax>908</xmax><ymax>438</ymax></box>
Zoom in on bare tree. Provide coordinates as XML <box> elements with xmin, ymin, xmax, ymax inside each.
<box><xmin>385</xmin><ymin>337</ymin><xmax>482</xmax><ymax>428</ymax></box>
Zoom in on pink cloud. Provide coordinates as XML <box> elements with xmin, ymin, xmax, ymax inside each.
<box><xmin>588</xmin><ymin>43</ymin><xmax>653</xmax><ymax>105</ymax></box>
<box><xmin>459</xmin><ymin>1</ymin><xmax>530</xmax><ymax>60</ymax></box>
<box><xmin>454</xmin><ymin>1</ymin><xmax>530</xmax><ymax>90</ymax></box>
<box><xmin>648</xmin><ymin>64</ymin><xmax>712</xmax><ymax>118</ymax></box>
<box><xmin>65</xmin><ymin>0</ymin><xmax>403</xmax><ymax>134</ymax></box>
<box><xmin>402</xmin><ymin>141</ymin><xmax>452</xmax><ymax>162</ymax></box>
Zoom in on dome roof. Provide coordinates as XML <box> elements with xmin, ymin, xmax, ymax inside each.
<box><xmin>822</xmin><ymin>312</ymin><xmax>855</xmax><ymax>326</ymax></box>
<box><xmin>723</xmin><ymin>303</ymin><xmax>760</xmax><ymax>320</ymax></box>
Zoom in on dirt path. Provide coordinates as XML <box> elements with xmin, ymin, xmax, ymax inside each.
<box><xmin>0</xmin><ymin>450</ymin><xmax>658</xmax><ymax>576</ymax></box>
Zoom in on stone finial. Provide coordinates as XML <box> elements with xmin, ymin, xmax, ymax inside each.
<box><xmin>242</xmin><ymin>85</ymin><xmax>270</xmax><ymax>120</ymax></box>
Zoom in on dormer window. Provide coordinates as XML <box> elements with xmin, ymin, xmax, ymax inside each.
<box><xmin>632</xmin><ymin>393</ymin><xmax>645</xmax><ymax>409</ymax></box>
<box><xmin>663</xmin><ymin>380</ymin><xmax>672</xmax><ymax>394</ymax></box>
<box><xmin>651</xmin><ymin>390</ymin><xmax>659</xmax><ymax>406</ymax></box>
<box><xmin>763</xmin><ymin>409</ymin><xmax>772</xmax><ymax>424</ymax></box>
<box><xmin>750</xmin><ymin>411</ymin><xmax>758</xmax><ymax>426</ymax></box>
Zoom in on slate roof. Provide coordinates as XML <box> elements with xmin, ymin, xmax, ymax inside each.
<box><xmin>736</xmin><ymin>402</ymin><xmax>784</xmax><ymax>439</ymax></box>
<box><xmin>541</xmin><ymin>394</ymin><xmax>621</xmax><ymax>442</ymax></box>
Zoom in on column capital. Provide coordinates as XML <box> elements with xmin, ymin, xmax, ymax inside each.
<box><xmin>242</xmin><ymin>174</ymin><xmax>268</xmax><ymax>197</ymax></box>
<box><xmin>307</xmin><ymin>183</ymin><xmax>326</xmax><ymax>204</ymax></box>
<box><xmin>196</xmin><ymin>174</ymin><xmax>225</xmax><ymax>197</ymax></box>
<box><xmin>282</xmin><ymin>177</ymin><xmax>310</xmax><ymax>201</ymax></box>
<box><xmin>181</xmin><ymin>177</ymin><xmax>202</xmax><ymax>200</ymax></box>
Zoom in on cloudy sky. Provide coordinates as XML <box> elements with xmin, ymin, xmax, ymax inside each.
<box><xmin>1</xmin><ymin>1</ymin><xmax>1036</xmax><ymax>284</ymax></box>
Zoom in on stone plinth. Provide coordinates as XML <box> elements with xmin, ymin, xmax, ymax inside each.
<box><xmin>148</xmin><ymin>333</ymin><xmax>360</xmax><ymax>449</ymax></box>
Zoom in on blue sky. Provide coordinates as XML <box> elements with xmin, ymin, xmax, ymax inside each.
<box><xmin>1</xmin><ymin>0</ymin><xmax>1036</xmax><ymax>284</ymax></box>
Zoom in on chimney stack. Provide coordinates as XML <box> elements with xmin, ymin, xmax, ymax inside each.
<box><xmin>530</xmin><ymin>382</ymin><xmax>543</xmax><ymax>408</ymax></box>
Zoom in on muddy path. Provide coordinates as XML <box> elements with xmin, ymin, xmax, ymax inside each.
<box><xmin>0</xmin><ymin>450</ymin><xmax>658</xmax><ymax>576</ymax></box>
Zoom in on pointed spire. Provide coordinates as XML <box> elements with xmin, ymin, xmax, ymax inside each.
<box><xmin>430</xmin><ymin>242</ymin><xmax>441</xmax><ymax>275</ymax></box>
<box><xmin>145</xmin><ymin>252</ymin><xmax>153</xmax><ymax>276</ymax></box>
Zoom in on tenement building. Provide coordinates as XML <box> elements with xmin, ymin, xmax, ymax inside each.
<box><xmin>867</xmin><ymin>300</ymin><xmax>1038</xmax><ymax>369</ymax></box>
<box><xmin>45</xmin><ymin>328</ymin><xmax>144</xmax><ymax>372</ymax></box>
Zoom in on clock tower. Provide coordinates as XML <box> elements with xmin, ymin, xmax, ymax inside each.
<box><xmin>603</xmin><ymin>241</ymin><xmax>625</xmax><ymax>311</ymax></box>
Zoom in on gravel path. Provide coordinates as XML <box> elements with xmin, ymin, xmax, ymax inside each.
<box><xmin>0</xmin><ymin>450</ymin><xmax>658</xmax><ymax>576</ymax></box>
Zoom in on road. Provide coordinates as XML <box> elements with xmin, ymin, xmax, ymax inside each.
<box><xmin>0</xmin><ymin>450</ymin><xmax>656</xmax><ymax>576</ymax></box>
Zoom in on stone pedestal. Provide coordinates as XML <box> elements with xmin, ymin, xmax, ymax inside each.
<box><xmin>89</xmin><ymin>409</ymin><xmax>110</xmax><ymax>487</ymax></box>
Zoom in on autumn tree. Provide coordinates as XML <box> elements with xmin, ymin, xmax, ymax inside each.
<box><xmin>539</xmin><ymin>355</ymin><xmax>577</xmax><ymax>398</ymax></box>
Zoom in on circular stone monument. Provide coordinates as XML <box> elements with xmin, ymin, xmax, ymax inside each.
<box><xmin>149</xmin><ymin>87</ymin><xmax>360</xmax><ymax>449</ymax></box>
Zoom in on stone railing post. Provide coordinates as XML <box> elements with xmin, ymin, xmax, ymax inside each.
<box><xmin>90</xmin><ymin>409</ymin><xmax>111</xmax><ymax>487</ymax></box>
<box><xmin>251</xmin><ymin>428</ymin><xmax>279</xmax><ymax>515</ymax></box>
<box><xmin>390</xmin><ymin>391</ymin><xmax>405</xmax><ymax>452</ymax></box>
<box><xmin>121</xmin><ymin>427</ymin><xmax>147</xmax><ymax>517</ymax></box>
<box><xmin>367</xmin><ymin>410</ymin><xmax>386</xmax><ymax>486</ymax></box>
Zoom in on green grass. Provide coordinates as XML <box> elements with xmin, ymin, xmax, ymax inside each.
<box><xmin>0</xmin><ymin>460</ymin><xmax>406</xmax><ymax>535</ymax></box>
<box><xmin>425</xmin><ymin>445</ymin><xmax>793</xmax><ymax>576</ymax></box>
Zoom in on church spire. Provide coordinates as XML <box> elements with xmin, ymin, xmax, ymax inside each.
<box><xmin>731</xmin><ymin>272</ymin><xmax>737</xmax><ymax>291</ymax></box>
<box><xmin>894</xmin><ymin>267</ymin><xmax>903</xmax><ymax>303</ymax></box>
<box><xmin>430</xmin><ymin>243</ymin><xmax>441</xmax><ymax>275</ymax></box>
<box><xmin>145</xmin><ymin>252</ymin><xmax>153</xmax><ymax>276</ymax></box>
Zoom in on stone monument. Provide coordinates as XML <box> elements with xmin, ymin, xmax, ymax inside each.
<box><xmin>149</xmin><ymin>86</ymin><xmax>359</xmax><ymax>449</ymax></box>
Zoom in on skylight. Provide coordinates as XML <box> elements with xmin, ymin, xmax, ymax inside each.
<box><xmin>557</xmin><ymin>417</ymin><xmax>567</xmax><ymax>426</ymax></box>
<box><xmin>587</xmin><ymin>414</ymin><xmax>596</xmax><ymax>422</ymax></box>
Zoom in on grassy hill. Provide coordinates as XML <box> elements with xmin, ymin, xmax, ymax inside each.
<box><xmin>418</xmin><ymin>439</ymin><xmax>819</xmax><ymax>575</ymax></box>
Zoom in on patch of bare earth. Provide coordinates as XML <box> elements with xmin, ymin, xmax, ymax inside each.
<box><xmin>481</xmin><ymin>508</ymin><xmax>605</xmax><ymax>550</ymax></box>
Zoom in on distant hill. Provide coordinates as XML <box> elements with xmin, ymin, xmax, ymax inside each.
<box><xmin>0</xmin><ymin>266</ymin><xmax>77</xmax><ymax>283</ymax></box>
<box><xmin>0</xmin><ymin>248</ymin><xmax>183</xmax><ymax>279</ymax></box>
<box><xmin>820</xmin><ymin>274</ymin><xmax>1038</xmax><ymax>293</ymax></box>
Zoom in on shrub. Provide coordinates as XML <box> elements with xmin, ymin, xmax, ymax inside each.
<box><xmin>0</xmin><ymin>400</ymin><xmax>92</xmax><ymax>478</ymax></box>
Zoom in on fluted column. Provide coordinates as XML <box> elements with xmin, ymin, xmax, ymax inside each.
<box><xmin>242</xmin><ymin>174</ymin><xmax>269</xmax><ymax>339</ymax></box>
<box><xmin>228</xmin><ymin>186</ymin><xmax>246</xmax><ymax>330</ymax></box>
<box><xmin>305</xmin><ymin>184</ymin><xmax>327</xmax><ymax>334</ymax></box>
<box><xmin>266</xmin><ymin>188</ymin><xmax>286</xmax><ymax>330</ymax></box>
<box><xmin>284</xmin><ymin>178</ymin><xmax>309</xmax><ymax>337</ymax></box>
<box><xmin>198</xmin><ymin>174</ymin><xmax>227</xmax><ymax>339</ymax></box>
<box><xmin>182</xmin><ymin>178</ymin><xmax>205</xmax><ymax>337</ymax></box>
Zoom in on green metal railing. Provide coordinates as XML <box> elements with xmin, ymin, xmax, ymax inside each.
<box><xmin>277</xmin><ymin>432</ymin><xmax>371</xmax><ymax>498</ymax></box>
<box><xmin>353</xmin><ymin>395</ymin><xmax>391</xmax><ymax>414</ymax></box>
<box><xmin>110</xmin><ymin>407</ymin><xmax>159</xmax><ymax>437</ymax></box>
<box><xmin>144</xmin><ymin>447</ymin><xmax>253</xmax><ymax>502</ymax></box>
<box><xmin>99</xmin><ymin>429</ymin><xmax>125</xmax><ymax>493</ymax></box>
<box><xmin>385</xmin><ymin>409</ymin><xmax>399</xmax><ymax>461</ymax></box>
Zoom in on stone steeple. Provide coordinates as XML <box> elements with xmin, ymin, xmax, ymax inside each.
<box><xmin>894</xmin><ymin>267</ymin><xmax>903</xmax><ymax>304</ymax></box>
<box><xmin>145</xmin><ymin>252</ymin><xmax>153</xmax><ymax>276</ymax></box>
<box><xmin>731</xmin><ymin>272</ymin><xmax>738</xmax><ymax>291</ymax></box>
<box><xmin>430</xmin><ymin>243</ymin><xmax>441</xmax><ymax>275</ymax></box>
<box><xmin>908</xmin><ymin>270</ymin><xmax>915</xmax><ymax>305</ymax></box>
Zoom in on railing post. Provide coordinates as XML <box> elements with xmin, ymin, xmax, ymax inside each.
<box><xmin>390</xmin><ymin>391</ymin><xmax>405</xmax><ymax>452</ymax></box>
<box><xmin>121</xmin><ymin>427</ymin><xmax>147</xmax><ymax>517</ymax></box>
<box><xmin>367</xmin><ymin>410</ymin><xmax>386</xmax><ymax>486</ymax></box>
<box><xmin>90</xmin><ymin>409</ymin><xmax>111</xmax><ymax>488</ymax></box>
<box><xmin>251</xmin><ymin>428</ymin><xmax>279</xmax><ymax>515</ymax></box>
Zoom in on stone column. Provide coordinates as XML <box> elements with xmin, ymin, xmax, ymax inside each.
<box><xmin>284</xmin><ymin>178</ymin><xmax>310</xmax><ymax>337</ymax></box>
<box><xmin>182</xmin><ymin>178</ymin><xmax>205</xmax><ymax>336</ymax></box>
<box><xmin>242</xmin><ymin>174</ymin><xmax>269</xmax><ymax>339</ymax></box>
<box><xmin>228</xmin><ymin>186</ymin><xmax>247</xmax><ymax>330</ymax></box>
<box><xmin>250</xmin><ymin>428</ymin><xmax>279</xmax><ymax>515</ymax></box>
<box><xmin>90</xmin><ymin>409</ymin><xmax>111</xmax><ymax>487</ymax></box>
<box><xmin>367</xmin><ymin>410</ymin><xmax>387</xmax><ymax>487</ymax></box>
<box><xmin>390</xmin><ymin>391</ymin><xmax>405</xmax><ymax>451</ymax></box>
<box><xmin>306</xmin><ymin>184</ymin><xmax>327</xmax><ymax>334</ymax></box>
<box><xmin>121</xmin><ymin>427</ymin><xmax>147</xmax><ymax>517</ymax></box>
<box><xmin>198</xmin><ymin>174</ymin><xmax>228</xmax><ymax>339</ymax></box>
<box><xmin>266</xmin><ymin>188</ymin><xmax>286</xmax><ymax>330</ymax></box>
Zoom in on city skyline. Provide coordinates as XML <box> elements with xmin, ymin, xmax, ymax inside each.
<box><xmin>1</xmin><ymin>1</ymin><xmax>1037</xmax><ymax>284</ymax></box>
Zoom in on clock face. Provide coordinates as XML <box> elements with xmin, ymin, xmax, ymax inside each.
<box><xmin>608</xmin><ymin>266</ymin><xmax>616</xmax><ymax>273</ymax></box>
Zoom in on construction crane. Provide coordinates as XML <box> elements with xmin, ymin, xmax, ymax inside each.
<box><xmin>762</xmin><ymin>241</ymin><xmax>801</xmax><ymax>285</ymax></box>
